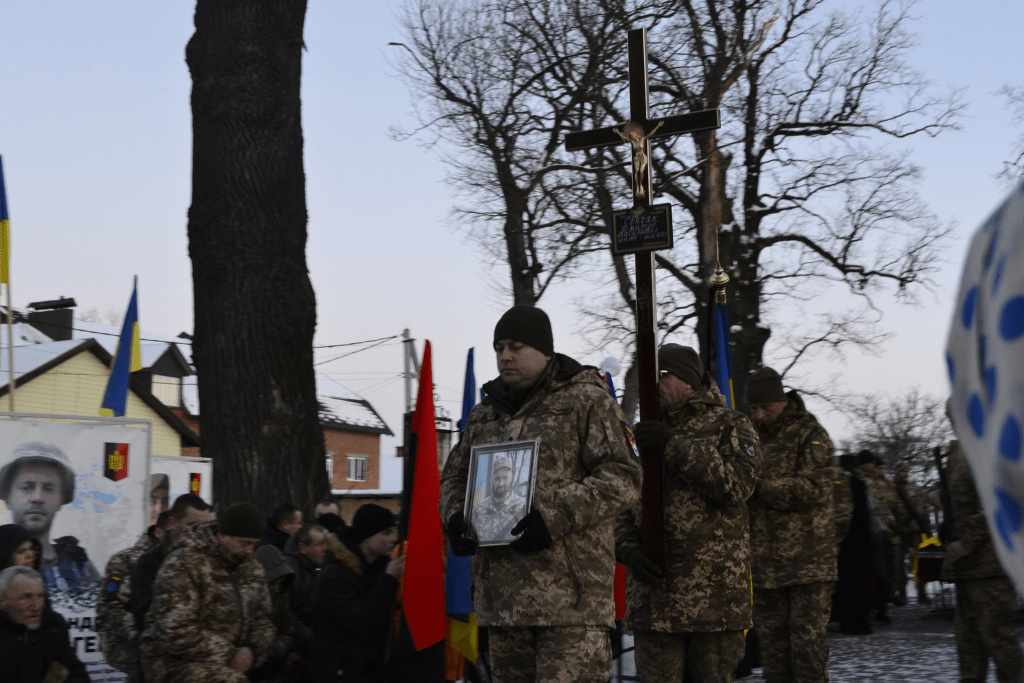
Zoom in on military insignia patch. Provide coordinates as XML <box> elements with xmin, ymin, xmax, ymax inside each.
<box><xmin>104</xmin><ymin>574</ymin><xmax>122</xmax><ymax>595</ymax></box>
<box><xmin>740</xmin><ymin>438</ymin><xmax>757</xmax><ymax>458</ymax></box>
<box><xmin>190</xmin><ymin>473</ymin><xmax>202</xmax><ymax>494</ymax></box>
<box><xmin>623</xmin><ymin>422</ymin><xmax>641</xmax><ymax>458</ymax></box>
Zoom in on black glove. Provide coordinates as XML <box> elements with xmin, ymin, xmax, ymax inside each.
<box><xmin>628</xmin><ymin>548</ymin><xmax>664</xmax><ymax>587</ymax></box>
<box><xmin>509</xmin><ymin>509</ymin><xmax>553</xmax><ymax>554</ymax></box>
<box><xmin>632</xmin><ymin>421</ymin><xmax>673</xmax><ymax>455</ymax></box>
<box><xmin>447</xmin><ymin>512</ymin><xmax>478</xmax><ymax>556</ymax></box>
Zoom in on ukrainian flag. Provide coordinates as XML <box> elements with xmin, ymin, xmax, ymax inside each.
<box><xmin>714</xmin><ymin>299</ymin><xmax>736</xmax><ymax>409</ymax></box>
<box><xmin>0</xmin><ymin>156</ymin><xmax>10</xmax><ymax>285</ymax></box>
<box><xmin>100</xmin><ymin>278</ymin><xmax>142</xmax><ymax>417</ymax></box>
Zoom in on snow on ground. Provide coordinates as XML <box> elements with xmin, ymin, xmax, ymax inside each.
<box><xmin>609</xmin><ymin>583</ymin><xmax>1022</xmax><ymax>682</ymax></box>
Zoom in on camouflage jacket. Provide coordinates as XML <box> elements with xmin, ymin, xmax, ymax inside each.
<box><xmin>748</xmin><ymin>392</ymin><xmax>838</xmax><ymax>589</ymax></box>
<box><xmin>140</xmin><ymin>522</ymin><xmax>275</xmax><ymax>682</ymax></box>
<box><xmin>941</xmin><ymin>444</ymin><xmax>1008</xmax><ymax>581</ymax></box>
<box><xmin>96</xmin><ymin>531</ymin><xmax>156</xmax><ymax>680</ymax></box>
<box><xmin>615</xmin><ymin>385</ymin><xmax>761</xmax><ymax>633</ymax></box>
<box><xmin>832</xmin><ymin>468</ymin><xmax>855</xmax><ymax>545</ymax></box>
<box><xmin>439</xmin><ymin>355</ymin><xmax>642</xmax><ymax>628</ymax></box>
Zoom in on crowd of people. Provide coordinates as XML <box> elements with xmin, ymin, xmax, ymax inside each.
<box><xmin>0</xmin><ymin>303</ymin><xmax>1021</xmax><ymax>683</ymax></box>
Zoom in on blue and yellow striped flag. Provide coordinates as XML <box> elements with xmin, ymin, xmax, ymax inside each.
<box><xmin>714</xmin><ymin>299</ymin><xmax>736</xmax><ymax>409</ymax></box>
<box><xmin>0</xmin><ymin>156</ymin><xmax>10</xmax><ymax>285</ymax></box>
<box><xmin>100</xmin><ymin>278</ymin><xmax>142</xmax><ymax>417</ymax></box>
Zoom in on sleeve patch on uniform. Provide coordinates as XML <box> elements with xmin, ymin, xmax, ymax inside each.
<box><xmin>811</xmin><ymin>440</ymin><xmax>822</xmax><ymax>446</ymax></box>
<box><xmin>104</xmin><ymin>574</ymin><xmax>122</xmax><ymax>594</ymax></box>
<box><xmin>739</xmin><ymin>437</ymin><xmax>758</xmax><ymax>458</ymax></box>
<box><xmin>623</xmin><ymin>422</ymin><xmax>641</xmax><ymax>459</ymax></box>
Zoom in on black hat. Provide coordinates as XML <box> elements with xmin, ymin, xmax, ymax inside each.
<box><xmin>349</xmin><ymin>504</ymin><xmax>396</xmax><ymax>544</ymax></box>
<box><xmin>857</xmin><ymin>449</ymin><xmax>875</xmax><ymax>466</ymax></box>
<box><xmin>218</xmin><ymin>502</ymin><xmax>263</xmax><ymax>540</ymax></box>
<box><xmin>493</xmin><ymin>305</ymin><xmax>554</xmax><ymax>356</ymax></box>
<box><xmin>316</xmin><ymin>513</ymin><xmax>347</xmax><ymax>535</ymax></box>
<box><xmin>746</xmin><ymin>367</ymin><xmax>787</xmax><ymax>406</ymax></box>
<box><xmin>658</xmin><ymin>344</ymin><xmax>704</xmax><ymax>389</ymax></box>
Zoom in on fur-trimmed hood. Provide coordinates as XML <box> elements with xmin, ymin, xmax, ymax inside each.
<box><xmin>324</xmin><ymin>533</ymin><xmax>364</xmax><ymax>576</ymax></box>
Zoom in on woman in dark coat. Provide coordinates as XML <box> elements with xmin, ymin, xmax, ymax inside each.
<box><xmin>0</xmin><ymin>524</ymin><xmax>41</xmax><ymax>570</ymax></box>
<box><xmin>311</xmin><ymin>504</ymin><xmax>406</xmax><ymax>683</ymax></box>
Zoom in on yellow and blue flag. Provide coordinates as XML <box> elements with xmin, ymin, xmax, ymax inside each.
<box><xmin>714</xmin><ymin>298</ymin><xmax>736</xmax><ymax>409</ymax></box>
<box><xmin>0</xmin><ymin>156</ymin><xmax>10</xmax><ymax>285</ymax></box>
<box><xmin>100</xmin><ymin>278</ymin><xmax>142</xmax><ymax>417</ymax></box>
<box><xmin>446</xmin><ymin>348</ymin><xmax>477</xmax><ymax>669</ymax></box>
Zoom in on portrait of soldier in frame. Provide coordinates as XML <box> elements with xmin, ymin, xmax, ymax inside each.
<box><xmin>465</xmin><ymin>439</ymin><xmax>539</xmax><ymax>546</ymax></box>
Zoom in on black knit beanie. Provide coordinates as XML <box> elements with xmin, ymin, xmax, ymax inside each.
<box><xmin>349</xmin><ymin>504</ymin><xmax>396</xmax><ymax>544</ymax></box>
<box><xmin>493</xmin><ymin>305</ymin><xmax>554</xmax><ymax>356</ymax></box>
<box><xmin>746</xmin><ymin>366</ymin><xmax>787</xmax><ymax>406</ymax></box>
<box><xmin>658</xmin><ymin>344</ymin><xmax>704</xmax><ymax>389</ymax></box>
<box><xmin>218</xmin><ymin>502</ymin><xmax>263</xmax><ymax>539</ymax></box>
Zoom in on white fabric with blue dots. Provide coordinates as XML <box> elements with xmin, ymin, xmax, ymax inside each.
<box><xmin>947</xmin><ymin>178</ymin><xmax>1024</xmax><ymax>593</ymax></box>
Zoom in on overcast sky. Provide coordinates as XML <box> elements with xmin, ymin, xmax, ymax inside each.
<box><xmin>1</xmin><ymin>1</ymin><xmax>1021</xmax><ymax>490</ymax></box>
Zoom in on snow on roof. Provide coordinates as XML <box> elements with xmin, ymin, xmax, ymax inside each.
<box><xmin>316</xmin><ymin>373</ymin><xmax>392</xmax><ymax>434</ymax></box>
<box><xmin>0</xmin><ymin>327</ymin><xmax>89</xmax><ymax>380</ymax></box>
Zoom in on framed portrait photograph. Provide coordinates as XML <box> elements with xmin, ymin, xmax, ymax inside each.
<box><xmin>464</xmin><ymin>439</ymin><xmax>540</xmax><ymax>547</ymax></box>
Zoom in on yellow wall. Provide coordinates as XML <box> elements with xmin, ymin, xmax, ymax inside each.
<box><xmin>7</xmin><ymin>350</ymin><xmax>182</xmax><ymax>456</ymax></box>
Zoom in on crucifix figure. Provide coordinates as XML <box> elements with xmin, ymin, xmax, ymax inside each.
<box><xmin>564</xmin><ymin>28</ymin><xmax>720</xmax><ymax>567</ymax></box>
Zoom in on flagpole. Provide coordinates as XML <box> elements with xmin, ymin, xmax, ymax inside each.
<box><xmin>5</xmin><ymin>282</ymin><xmax>14</xmax><ymax>412</ymax></box>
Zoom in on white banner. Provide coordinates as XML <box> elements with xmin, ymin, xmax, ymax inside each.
<box><xmin>0</xmin><ymin>416</ymin><xmax>151</xmax><ymax>683</ymax></box>
<box><xmin>150</xmin><ymin>454</ymin><xmax>213</xmax><ymax>505</ymax></box>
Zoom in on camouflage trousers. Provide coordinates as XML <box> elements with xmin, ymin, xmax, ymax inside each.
<box><xmin>633</xmin><ymin>629</ymin><xmax>745</xmax><ymax>683</ymax></box>
<box><xmin>954</xmin><ymin>576</ymin><xmax>1024</xmax><ymax>683</ymax></box>
<box><xmin>167</xmin><ymin>663</ymin><xmax>250</xmax><ymax>683</ymax></box>
<box><xmin>488</xmin><ymin>625</ymin><xmax>611</xmax><ymax>683</ymax></box>
<box><xmin>753</xmin><ymin>581</ymin><xmax>834</xmax><ymax>683</ymax></box>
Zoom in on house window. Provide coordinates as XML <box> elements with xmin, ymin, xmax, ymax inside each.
<box><xmin>325</xmin><ymin>451</ymin><xmax>335</xmax><ymax>483</ymax></box>
<box><xmin>151</xmin><ymin>375</ymin><xmax>181</xmax><ymax>407</ymax></box>
<box><xmin>347</xmin><ymin>456</ymin><xmax>368</xmax><ymax>482</ymax></box>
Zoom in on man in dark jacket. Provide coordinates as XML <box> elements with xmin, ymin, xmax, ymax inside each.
<box><xmin>284</xmin><ymin>522</ymin><xmax>327</xmax><ymax>657</ymax></box>
<box><xmin>257</xmin><ymin>502</ymin><xmax>304</xmax><ymax>551</ymax></box>
<box><xmin>834</xmin><ymin>452</ymin><xmax>873</xmax><ymax>635</ymax></box>
<box><xmin>0</xmin><ymin>565</ymin><xmax>88</xmax><ymax>683</ymax></box>
<box><xmin>312</xmin><ymin>504</ymin><xmax>405</xmax><ymax>683</ymax></box>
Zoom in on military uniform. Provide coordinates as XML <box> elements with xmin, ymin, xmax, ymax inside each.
<box><xmin>615</xmin><ymin>384</ymin><xmax>761</xmax><ymax>682</ymax></box>
<box><xmin>473</xmin><ymin>491</ymin><xmax>527</xmax><ymax>542</ymax></box>
<box><xmin>831</xmin><ymin>467</ymin><xmax>855</xmax><ymax>546</ymax></box>
<box><xmin>440</xmin><ymin>354</ymin><xmax>642</xmax><ymax>683</ymax></box>
<box><xmin>941</xmin><ymin>443</ymin><xmax>1023</xmax><ymax>683</ymax></box>
<box><xmin>748</xmin><ymin>391</ymin><xmax>837</xmax><ymax>683</ymax></box>
<box><xmin>140</xmin><ymin>522</ymin><xmax>275</xmax><ymax>683</ymax></box>
<box><xmin>96</xmin><ymin>531</ymin><xmax>157</xmax><ymax>681</ymax></box>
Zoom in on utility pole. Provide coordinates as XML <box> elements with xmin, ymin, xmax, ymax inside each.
<box><xmin>402</xmin><ymin>328</ymin><xmax>420</xmax><ymax>413</ymax></box>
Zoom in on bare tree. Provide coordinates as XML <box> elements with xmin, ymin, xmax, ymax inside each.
<box><xmin>390</xmin><ymin>0</ymin><xmax>638</xmax><ymax>305</ymax></box>
<box><xmin>186</xmin><ymin>0</ymin><xmax>329</xmax><ymax>512</ymax></box>
<box><xmin>844</xmin><ymin>387</ymin><xmax>952</xmax><ymax>482</ymax></box>
<box><xmin>997</xmin><ymin>84</ymin><xmax>1024</xmax><ymax>183</ymax></box>
<box><xmin>393</xmin><ymin>0</ymin><xmax>962</xmax><ymax>417</ymax></box>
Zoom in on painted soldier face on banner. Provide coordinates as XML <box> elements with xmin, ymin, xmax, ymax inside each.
<box><xmin>8</xmin><ymin>462</ymin><xmax>64</xmax><ymax>536</ymax></box>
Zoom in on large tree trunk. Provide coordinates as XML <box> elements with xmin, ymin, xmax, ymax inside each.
<box><xmin>186</xmin><ymin>0</ymin><xmax>328</xmax><ymax>514</ymax></box>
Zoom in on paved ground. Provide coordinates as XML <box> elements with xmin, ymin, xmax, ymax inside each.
<box><xmin>610</xmin><ymin>584</ymin><xmax>1024</xmax><ymax>682</ymax></box>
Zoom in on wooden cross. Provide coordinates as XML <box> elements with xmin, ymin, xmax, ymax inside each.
<box><xmin>564</xmin><ymin>28</ymin><xmax>720</xmax><ymax>568</ymax></box>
